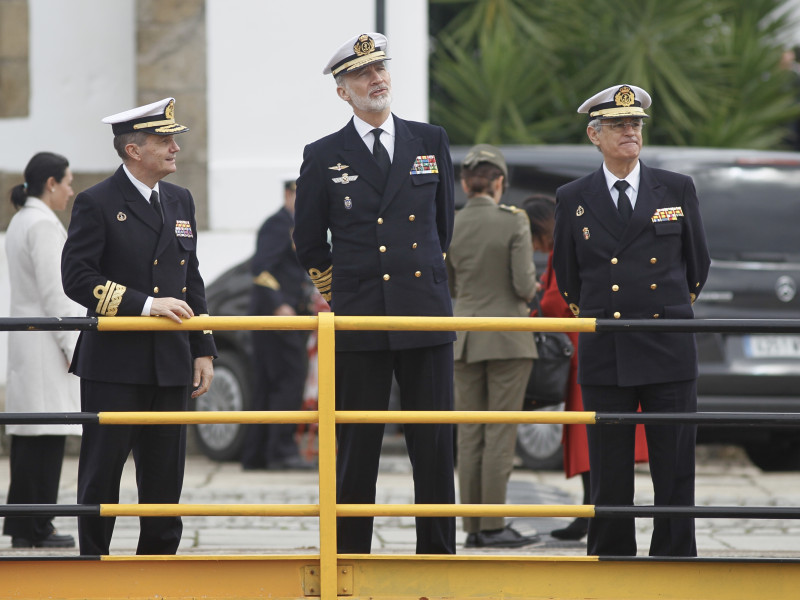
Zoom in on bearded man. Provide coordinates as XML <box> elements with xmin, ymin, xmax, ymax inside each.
<box><xmin>292</xmin><ymin>33</ymin><xmax>457</xmax><ymax>555</ymax></box>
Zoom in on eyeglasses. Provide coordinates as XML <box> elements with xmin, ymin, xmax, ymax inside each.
<box><xmin>602</xmin><ymin>120</ymin><xmax>645</xmax><ymax>132</ymax></box>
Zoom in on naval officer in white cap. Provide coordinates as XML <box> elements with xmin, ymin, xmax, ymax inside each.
<box><xmin>61</xmin><ymin>97</ymin><xmax>217</xmax><ymax>555</ymax></box>
<box><xmin>552</xmin><ymin>84</ymin><xmax>710</xmax><ymax>557</ymax></box>
<box><xmin>292</xmin><ymin>33</ymin><xmax>457</xmax><ymax>554</ymax></box>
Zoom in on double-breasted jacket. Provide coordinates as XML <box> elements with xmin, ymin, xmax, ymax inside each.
<box><xmin>553</xmin><ymin>163</ymin><xmax>710</xmax><ymax>387</ymax></box>
<box><xmin>292</xmin><ymin>115</ymin><xmax>456</xmax><ymax>351</ymax></box>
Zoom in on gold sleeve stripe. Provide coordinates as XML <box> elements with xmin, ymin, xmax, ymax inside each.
<box><xmin>93</xmin><ymin>281</ymin><xmax>126</xmax><ymax>316</ymax></box>
<box><xmin>313</xmin><ymin>272</ymin><xmax>332</xmax><ymax>285</ymax></box>
<box><xmin>253</xmin><ymin>271</ymin><xmax>281</xmax><ymax>290</ymax></box>
<box><xmin>308</xmin><ymin>265</ymin><xmax>332</xmax><ymax>283</ymax></box>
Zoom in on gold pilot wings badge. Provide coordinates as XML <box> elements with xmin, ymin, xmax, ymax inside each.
<box><xmin>410</xmin><ymin>155</ymin><xmax>438</xmax><ymax>174</ymax></box>
<box><xmin>651</xmin><ymin>207</ymin><xmax>684</xmax><ymax>222</ymax></box>
<box><xmin>329</xmin><ymin>163</ymin><xmax>349</xmax><ymax>171</ymax></box>
<box><xmin>331</xmin><ymin>172</ymin><xmax>359</xmax><ymax>184</ymax></box>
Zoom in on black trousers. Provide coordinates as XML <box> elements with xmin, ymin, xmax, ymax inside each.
<box><xmin>335</xmin><ymin>343</ymin><xmax>455</xmax><ymax>555</ymax></box>
<box><xmin>3</xmin><ymin>435</ymin><xmax>66</xmax><ymax>541</ymax></box>
<box><xmin>581</xmin><ymin>379</ymin><xmax>698</xmax><ymax>557</ymax></box>
<box><xmin>241</xmin><ymin>329</ymin><xmax>308</xmax><ymax>468</ymax></box>
<box><xmin>77</xmin><ymin>379</ymin><xmax>188</xmax><ymax>556</ymax></box>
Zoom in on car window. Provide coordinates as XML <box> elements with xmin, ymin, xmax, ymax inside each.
<box><xmin>680</xmin><ymin>164</ymin><xmax>800</xmax><ymax>263</ymax></box>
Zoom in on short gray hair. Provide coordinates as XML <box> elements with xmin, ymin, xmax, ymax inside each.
<box><xmin>113</xmin><ymin>131</ymin><xmax>149</xmax><ymax>161</ymax></box>
<box><xmin>588</xmin><ymin>118</ymin><xmax>603</xmax><ymax>133</ymax></box>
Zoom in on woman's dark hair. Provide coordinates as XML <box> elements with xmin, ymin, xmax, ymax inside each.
<box><xmin>9</xmin><ymin>151</ymin><xmax>70</xmax><ymax>209</ymax></box>
<box><xmin>460</xmin><ymin>162</ymin><xmax>505</xmax><ymax>197</ymax></box>
<box><xmin>522</xmin><ymin>194</ymin><xmax>556</xmax><ymax>240</ymax></box>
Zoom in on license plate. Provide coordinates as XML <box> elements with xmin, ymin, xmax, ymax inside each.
<box><xmin>744</xmin><ymin>335</ymin><xmax>800</xmax><ymax>358</ymax></box>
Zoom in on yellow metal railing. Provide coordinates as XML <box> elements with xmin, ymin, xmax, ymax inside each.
<box><xmin>4</xmin><ymin>314</ymin><xmax>800</xmax><ymax>599</ymax></box>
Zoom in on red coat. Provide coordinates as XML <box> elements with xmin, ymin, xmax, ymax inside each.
<box><xmin>538</xmin><ymin>252</ymin><xmax>648</xmax><ymax>478</ymax></box>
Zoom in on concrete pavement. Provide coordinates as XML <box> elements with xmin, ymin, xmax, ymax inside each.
<box><xmin>1</xmin><ymin>439</ymin><xmax>799</xmax><ymax>558</ymax></box>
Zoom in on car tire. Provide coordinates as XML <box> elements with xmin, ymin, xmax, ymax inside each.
<box><xmin>192</xmin><ymin>351</ymin><xmax>252</xmax><ymax>461</ymax></box>
<box><xmin>744</xmin><ymin>435</ymin><xmax>800</xmax><ymax>472</ymax></box>
<box><xmin>515</xmin><ymin>404</ymin><xmax>565</xmax><ymax>471</ymax></box>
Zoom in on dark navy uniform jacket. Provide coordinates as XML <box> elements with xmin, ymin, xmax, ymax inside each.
<box><xmin>553</xmin><ymin>163</ymin><xmax>710</xmax><ymax>387</ymax></box>
<box><xmin>292</xmin><ymin>115</ymin><xmax>456</xmax><ymax>351</ymax></box>
<box><xmin>61</xmin><ymin>166</ymin><xmax>216</xmax><ymax>387</ymax></box>
<box><xmin>251</xmin><ymin>207</ymin><xmax>311</xmax><ymax>315</ymax></box>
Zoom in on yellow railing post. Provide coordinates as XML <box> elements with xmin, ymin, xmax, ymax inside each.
<box><xmin>317</xmin><ymin>311</ymin><xmax>337</xmax><ymax>600</ymax></box>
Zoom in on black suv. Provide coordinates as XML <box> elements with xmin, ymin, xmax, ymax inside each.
<box><xmin>196</xmin><ymin>145</ymin><xmax>800</xmax><ymax>471</ymax></box>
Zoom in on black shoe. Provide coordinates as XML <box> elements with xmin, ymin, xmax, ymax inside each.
<box><xmin>12</xmin><ymin>531</ymin><xmax>75</xmax><ymax>549</ymax></box>
<box><xmin>36</xmin><ymin>532</ymin><xmax>75</xmax><ymax>548</ymax></box>
<box><xmin>550</xmin><ymin>518</ymin><xmax>588</xmax><ymax>541</ymax></box>
<box><xmin>476</xmin><ymin>526</ymin><xmax>540</xmax><ymax>549</ymax></box>
<box><xmin>464</xmin><ymin>533</ymin><xmax>479</xmax><ymax>548</ymax></box>
<box><xmin>266</xmin><ymin>455</ymin><xmax>316</xmax><ymax>471</ymax></box>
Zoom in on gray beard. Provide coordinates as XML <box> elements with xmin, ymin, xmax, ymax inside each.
<box><xmin>350</xmin><ymin>89</ymin><xmax>392</xmax><ymax>113</ymax></box>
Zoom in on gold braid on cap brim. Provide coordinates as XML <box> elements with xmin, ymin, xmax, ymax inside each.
<box><xmin>308</xmin><ymin>265</ymin><xmax>332</xmax><ymax>302</ymax></box>
<box><xmin>331</xmin><ymin>51</ymin><xmax>387</xmax><ymax>76</ymax></box>
<box><xmin>589</xmin><ymin>106</ymin><xmax>649</xmax><ymax>118</ymax></box>
<box><xmin>93</xmin><ymin>280</ymin><xmax>126</xmax><ymax>316</ymax></box>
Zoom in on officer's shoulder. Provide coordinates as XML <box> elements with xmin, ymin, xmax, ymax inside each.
<box><xmin>648</xmin><ymin>165</ymin><xmax>692</xmax><ymax>186</ymax></box>
<box><xmin>498</xmin><ymin>204</ymin><xmax>528</xmax><ymax>220</ymax></box>
<box><xmin>159</xmin><ymin>180</ymin><xmax>189</xmax><ymax>196</ymax></box>
<box><xmin>402</xmin><ymin>118</ymin><xmax>445</xmax><ymax>140</ymax></box>
<box><xmin>307</xmin><ymin>122</ymin><xmax>353</xmax><ymax>151</ymax></box>
<box><xmin>557</xmin><ymin>171</ymin><xmax>593</xmax><ymax>196</ymax></box>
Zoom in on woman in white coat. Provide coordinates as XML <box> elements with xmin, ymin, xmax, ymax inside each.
<box><xmin>4</xmin><ymin>152</ymin><xmax>81</xmax><ymax>548</ymax></box>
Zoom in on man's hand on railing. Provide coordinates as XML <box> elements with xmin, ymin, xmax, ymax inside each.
<box><xmin>150</xmin><ymin>297</ymin><xmax>195</xmax><ymax>323</ymax></box>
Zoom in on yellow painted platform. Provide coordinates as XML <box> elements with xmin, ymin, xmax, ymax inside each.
<box><xmin>2</xmin><ymin>555</ymin><xmax>800</xmax><ymax>600</ymax></box>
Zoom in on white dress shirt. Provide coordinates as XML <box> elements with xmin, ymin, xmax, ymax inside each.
<box><xmin>603</xmin><ymin>161</ymin><xmax>641</xmax><ymax>211</ymax></box>
<box><xmin>122</xmin><ymin>164</ymin><xmax>159</xmax><ymax>316</ymax></box>
<box><xmin>353</xmin><ymin>113</ymin><xmax>395</xmax><ymax>162</ymax></box>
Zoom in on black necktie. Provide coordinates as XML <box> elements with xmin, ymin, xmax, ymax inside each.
<box><xmin>150</xmin><ymin>189</ymin><xmax>163</xmax><ymax>223</ymax></box>
<box><xmin>614</xmin><ymin>180</ymin><xmax>632</xmax><ymax>223</ymax></box>
<box><xmin>371</xmin><ymin>128</ymin><xmax>391</xmax><ymax>182</ymax></box>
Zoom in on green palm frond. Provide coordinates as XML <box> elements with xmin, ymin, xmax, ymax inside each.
<box><xmin>430</xmin><ymin>0</ymin><xmax>800</xmax><ymax>148</ymax></box>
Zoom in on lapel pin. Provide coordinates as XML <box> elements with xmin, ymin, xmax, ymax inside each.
<box><xmin>576</xmin><ymin>205</ymin><xmax>584</xmax><ymax>216</ymax></box>
<box><xmin>344</xmin><ymin>196</ymin><xmax>353</xmax><ymax>209</ymax></box>
<box><xmin>116</xmin><ymin>212</ymin><xmax>127</xmax><ymax>222</ymax></box>
<box><xmin>332</xmin><ymin>173</ymin><xmax>358</xmax><ymax>184</ymax></box>
<box><xmin>582</xmin><ymin>226</ymin><xmax>590</xmax><ymax>240</ymax></box>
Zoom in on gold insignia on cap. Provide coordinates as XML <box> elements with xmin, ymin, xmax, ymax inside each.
<box><xmin>354</xmin><ymin>34</ymin><xmax>376</xmax><ymax>57</ymax></box>
<box><xmin>165</xmin><ymin>99</ymin><xmax>175</xmax><ymax>120</ymax></box>
<box><xmin>117</xmin><ymin>212</ymin><xmax>127</xmax><ymax>221</ymax></box>
<box><xmin>615</xmin><ymin>85</ymin><xmax>635</xmax><ymax>108</ymax></box>
<box><xmin>576</xmin><ymin>205</ymin><xmax>584</xmax><ymax>216</ymax></box>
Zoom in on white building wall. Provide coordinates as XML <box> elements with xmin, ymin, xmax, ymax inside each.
<box><xmin>206</xmin><ymin>0</ymin><xmax>429</xmax><ymax>231</ymax></box>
